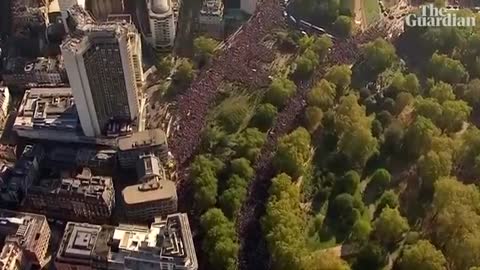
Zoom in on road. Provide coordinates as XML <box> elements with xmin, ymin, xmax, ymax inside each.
<box><xmin>354</xmin><ymin>0</ymin><xmax>368</xmax><ymax>30</ymax></box>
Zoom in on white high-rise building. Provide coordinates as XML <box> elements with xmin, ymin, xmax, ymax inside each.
<box><xmin>61</xmin><ymin>6</ymin><xmax>144</xmax><ymax>137</ymax></box>
<box><xmin>241</xmin><ymin>0</ymin><xmax>257</xmax><ymax>15</ymax></box>
<box><xmin>147</xmin><ymin>0</ymin><xmax>176</xmax><ymax>50</ymax></box>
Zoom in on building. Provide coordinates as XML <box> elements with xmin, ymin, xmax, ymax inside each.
<box><xmin>199</xmin><ymin>0</ymin><xmax>224</xmax><ymax>38</ymax></box>
<box><xmin>0</xmin><ymin>242</ymin><xmax>26</xmax><ymax>270</ymax></box>
<box><xmin>87</xmin><ymin>0</ymin><xmax>125</xmax><ymax>20</ymax></box>
<box><xmin>109</xmin><ymin>213</ymin><xmax>197</xmax><ymax>270</ymax></box>
<box><xmin>76</xmin><ymin>148</ymin><xmax>116</xmax><ymax>172</ymax></box>
<box><xmin>59</xmin><ymin>0</ymin><xmax>86</xmax><ymax>12</ymax></box>
<box><xmin>22</xmin><ymin>168</ymin><xmax>115</xmax><ymax>223</ymax></box>
<box><xmin>0</xmin><ymin>210</ymin><xmax>51</xmax><ymax>268</ymax></box>
<box><xmin>0</xmin><ymin>145</ymin><xmax>44</xmax><ymax>207</ymax></box>
<box><xmin>147</xmin><ymin>0</ymin><xmax>176</xmax><ymax>50</ymax></box>
<box><xmin>241</xmin><ymin>0</ymin><xmax>256</xmax><ymax>15</ymax></box>
<box><xmin>13</xmin><ymin>87</ymin><xmax>79</xmax><ymax>142</ymax></box>
<box><xmin>55</xmin><ymin>222</ymin><xmax>115</xmax><ymax>270</ymax></box>
<box><xmin>122</xmin><ymin>154</ymin><xmax>177</xmax><ymax>221</ymax></box>
<box><xmin>2</xmin><ymin>57</ymin><xmax>68</xmax><ymax>87</ymax></box>
<box><xmin>117</xmin><ymin>129</ymin><xmax>168</xmax><ymax>169</ymax></box>
<box><xmin>61</xmin><ymin>5</ymin><xmax>144</xmax><ymax>137</ymax></box>
<box><xmin>25</xmin><ymin>57</ymin><xmax>68</xmax><ymax>85</ymax></box>
<box><xmin>55</xmin><ymin>213</ymin><xmax>197</xmax><ymax>270</ymax></box>
<box><xmin>0</xmin><ymin>87</ymin><xmax>10</xmax><ymax>117</ymax></box>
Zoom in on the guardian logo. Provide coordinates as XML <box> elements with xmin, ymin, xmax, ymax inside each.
<box><xmin>405</xmin><ymin>4</ymin><xmax>476</xmax><ymax>27</ymax></box>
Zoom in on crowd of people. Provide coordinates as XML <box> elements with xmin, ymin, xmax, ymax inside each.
<box><xmin>169</xmin><ymin>0</ymin><xmax>284</xmax><ymax>209</ymax></box>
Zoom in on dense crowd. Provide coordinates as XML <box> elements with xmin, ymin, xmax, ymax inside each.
<box><xmin>169</xmin><ymin>0</ymin><xmax>283</xmax><ymax>170</ymax></box>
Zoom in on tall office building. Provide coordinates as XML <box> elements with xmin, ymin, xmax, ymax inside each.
<box><xmin>87</xmin><ymin>0</ymin><xmax>125</xmax><ymax>20</ymax></box>
<box><xmin>147</xmin><ymin>0</ymin><xmax>176</xmax><ymax>50</ymax></box>
<box><xmin>61</xmin><ymin>6</ymin><xmax>144</xmax><ymax>137</ymax></box>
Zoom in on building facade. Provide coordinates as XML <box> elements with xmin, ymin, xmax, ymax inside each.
<box><xmin>2</xmin><ymin>57</ymin><xmax>68</xmax><ymax>87</ymax></box>
<box><xmin>87</xmin><ymin>0</ymin><xmax>125</xmax><ymax>20</ymax></box>
<box><xmin>199</xmin><ymin>0</ymin><xmax>224</xmax><ymax>38</ymax></box>
<box><xmin>61</xmin><ymin>6</ymin><xmax>143</xmax><ymax>137</ymax></box>
<box><xmin>147</xmin><ymin>0</ymin><xmax>176</xmax><ymax>50</ymax></box>
<box><xmin>59</xmin><ymin>0</ymin><xmax>86</xmax><ymax>12</ymax></box>
<box><xmin>122</xmin><ymin>154</ymin><xmax>177</xmax><ymax>221</ymax></box>
<box><xmin>55</xmin><ymin>214</ymin><xmax>197</xmax><ymax>270</ymax></box>
<box><xmin>117</xmin><ymin>129</ymin><xmax>168</xmax><ymax>169</ymax></box>
<box><xmin>0</xmin><ymin>87</ymin><xmax>10</xmax><ymax>117</ymax></box>
<box><xmin>22</xmin><ymin>168</ymin><xmax>115</xmax><ymax>223</ymax></box>
<box><xmin>0</xmin><ymin>210</ymin><xmax>51</xmax><ymax>268</ymax></box>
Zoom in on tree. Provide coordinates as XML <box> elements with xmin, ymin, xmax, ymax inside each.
<box><xmin>327</xmin><ymin>193</ymin><xmax>361</xmax><ymax>236</ymax></box>
<box><xmin>230</xmin><ymin>158</ymin><xmax>254</xmax><ymax>179</ymax></box>
<box><xmin>155</xmin><ymin>54</ymin><xmax>173</xmax><ymax>78</ymax></box>
<box><xmin>390</xmin><ymin>72</ymin><xmax>421</xmax><ymax>95</ymax></box>
<box><xmin>404</xmin><ymin>116</ymin><xmax>441</xmax><ymax>158</ymax></box>
<box><xmin>173</xmin><ymin>58</ymin><xmax>195</xmax><ymax>86</ymax></box>
<box><xmin>191</xmin><ymin>155</ymin><xmax>224</xmax><ymax>212</ymax></box>
<box><xmin>395</xmin><ymin>92</ymin><xmax>414</xmax><ymax>115</ymax></box>
<box><xmin>429</xmin><ymin>81</ymin><xmax>455</xmax><ymax>103</ymax></box>
<box><xmin>311</xmin><ymin>36</ymin><xmax>333</xmax><ymax>60</ymax></box>
<box><xmin>233</xmin><ymin>128</ymin><xmax>266</xmax><ymax>162</ymax></box>
<box><xmin>301</xmin><ymin>250</ymin><xmax>351</xmax><ymax>270</ymax></box>
<box><xmin>373</xmin><ymin>206</ymin><xmax>409</xmax><ymax>247</ymax></box>
<box><xmin>219</xmin><ymin>180</ymin><xmax>247</xmax><ymax>219</ymax></box>
<box><xmin>337</xmin><ymin>123</ymin><xmax>378</xmax><ymax>168</ymax></box>
<box><xmin>264</xmin><ymin>77</ymin><xmax>297</xmax><ymax>107</ymax></box>
<box><xmin>464</xmin><ymin>79</ymin><xmax>480</xmax><ymax>106</ymax></box>
<box><xmin>429</xmin><ymin>53</ymin><xmax>468</xmax><ymax>84</ymax></box>
<box><xmin>295</xmin><ymin>48</ymin><xmax>319</xmax><ymax>77</ymax></box>
<box><xmin>432</xmin><ymin>177</ymin><xmax>480</xmax><ymax>269</ymax></box>
<box><xmin>333</xmin><ymin>15</ymin><xmax>353</xmax><ymax>38</ymax></box>
<box><xmin>193</xmin><ymin>36</ymin><xmax>218</xmax><ymax>65</ymax></box>
<box><xmin>274</xmin><ymin>127</ymin><xmax>312</xmax><ymax>177</ymax></box>
<box><xmin>200</xmin><ymin>208</ymin><xmax>239</xmax><ymax>270</ymax></box>
<box><xmin>304</xmin><ymin>106</ymin><xmax>323</xmax><ymax>132</ymax></box>
<box><xmin>307</xmin><ymin>79</ymin><xmax>337</xmax><ymax>110</ymax></box>
<box><xmin>415</xmin><ymin>97</ymin><xmax>443</xmax><ymax>125</ymax></box>
<box><xmin>418</xmin><ymin>151</ymin><xmax>452</xmax><ymax>192</ymax></box>
<box><xmin>325</xmin><ymin>65</ymin><xmax>352</xmax><ymax>96</ymax></box>
<box><xmin>263</xmin><ymin>174</ymin><xmax>305</xmax><ymax>270</ymax></box>
<box><xmin>377</xmin><ymin>190</ymin><xmax>399</xmax><ymax>212</ymax></box>
<box><xmin>353</xmin><ymin>243</ymin><xmax>388</xmax><ymax>270</ymax></box>
<box><xmin>332</xmin><ymin>170</ymin><xmax>360</xmax><ymax>196</ymax></box>
<box><xmin>335</xmin><ymin>94</ymin><xmax>372</xmax><ymax>134</ymax></box>
<box><xmin>369</xmin><ymin>169</ymin><xmax>392</xmax><ymax>196</ymax></box>
<box><xmin>351</xmin><ymin>218</ymin><xmax>372</xmax><ymax>242</ymax></box>
<box><xmin>251</xmin><ymin>103</ymin><xmax>278</xmax><ymax>131</ymax></box>
<box><xmin>362</xmin><ymin>38</ymin><xmax>397</xmax><ymax>76</ymax></box>
<box><xmin>215</xmin><ymin>96</ymin><xmax>251</xmax><ymax>133</ymax></box>
<box><xmin>440</xmin><ymin>100</ymin><xmax>471</xmax><ymax>133</ymax></box>
<box><xmin>399</xmin><ymin>240</ymin><xmax>447</xmax><ymax>270</ymax></box>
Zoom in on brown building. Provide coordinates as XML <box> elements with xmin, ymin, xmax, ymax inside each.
<box><xmin>117</xmin><ymin>129</ymin><xmax>168</xmax><ymax>169</ymax></box>
<box><xmin>122</xmin><ymin>154</ymin><xmax>177</xmax><ymax>221</ymax></box>
<box><xmin>55</xmin><ymin>222</ymin><xmax>115</xmax><ymax>270</ymax></box>
<box><xmin>22</xmin><ymin>168</ymin><xmax>115</xmax><ymax>223</ymax></box>
<box><xmin>0</xmin><ymin>210</ymin><xmax>51</xmax><ymax>268</ymax></box>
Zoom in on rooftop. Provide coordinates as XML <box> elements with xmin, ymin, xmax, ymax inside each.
<box><xmin>61</xmin><ymin>5</ymin><xmax>138</xmax><ymax>53</ymax></box>
<box><xmin>0</xmin><ymin>210</ymin><xmax>47</xmax><ymax>252</ymax></box>
<box><xmin>150</xmin><ymin>0</ymin><xmax>171</xmax><ymax>14</ymax></box>
<box><xmin>56</xmin><ymin>222</ymin><xmax>115</xmax><ymax>264</ymax></box>
<box><xmin>200</xmin><ymin>0</ymin><xmax>224</xmax><ymax>16</ymax></box>
<box><xmin>14</xmin><ymin>87</ymin><xmax>79</xmax><ymax>132</ymax></box>
<box><xmin>122</xmin><ymin>178</ymin><xmax>176</xmax><ymax>205</ymax></box>
<box><xmin>136</xmin><ymin>154</ymin><xmax>161</xmax><ymax>181</ymax></box>
<box><xmin>117</xmin><ymin>129</ymin><xmax>167</xmax><ymax>151</ymax></box>
<box><xmin>31</xmin><ymin>168</ymin><xmax>114</xmax><ymax>204</ymax></box>
<box><xmin>110</xmin><ymin>213</ymin><xmax>197</xmax><ymax>268</ymax></box>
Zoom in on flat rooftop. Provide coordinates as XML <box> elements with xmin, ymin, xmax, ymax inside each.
<box><xmin>111</xmin><ymin>213</ymin><xmax>197</xmax><ymax>268</ymax></box>
<box><xmin>200</xmin><ymin>0</ymin><xmax>224</xmax><ymax>16</ymax></box>
<box><xmin>14</xmin><ymin>87</ymin><xmax>79</xmax><ymax>132</ymax></box>
<box><xmin>56</xmin><ymin>222</ymin><xmax>115</xmax><ymax>263</ymax></box>
<box><xmin>122</xmin><ymin>179</ymin><xmax>176</xmax><ymax>205</ymax></box>
<box><xmin>117</xmin><ymin>129</ymin><xmax>166</xmax><ymax>151</ymax></box>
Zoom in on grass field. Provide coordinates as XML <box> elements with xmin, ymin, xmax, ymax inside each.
<box><xmin>364</xmin><ymin>0</ymin><xmax>381</xmax><ymax>24</ymax></box>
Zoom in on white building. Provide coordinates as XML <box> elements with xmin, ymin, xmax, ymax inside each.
<box><xmin>61</xmin><ymin>6</ymin><xmax>144</xmax><ymax>137</ymax></box>
<box><xmin>0</xmin><ymin>87</ymin><xmax>10</xmax><ymax>117</ymax></box>
<box><xmin>241</xmin><ymin>0</ymin><xmax>257</xmax><ymax>15</ymax></box>
<box><xmin>109</xmin><ymin>213</ymin><xmax>198</xmax><ymax>270</ymax></box>
<box><xmin>147</xmin><ymin>0</ymin><xmax>176</xmax><ymax>50</ymax></box>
